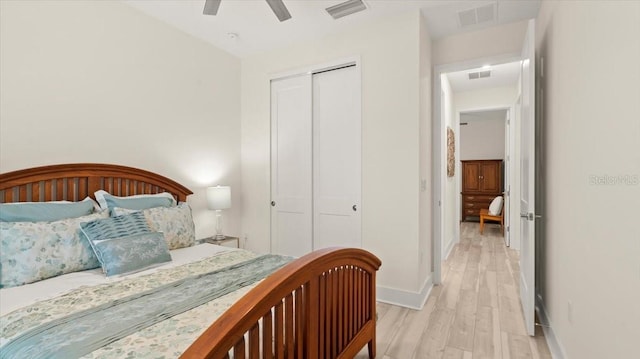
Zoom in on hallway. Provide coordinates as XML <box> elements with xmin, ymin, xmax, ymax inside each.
<box><xmin>357</xmin><ymin>222</ymin><xmax>551</xmax><ymax>358</ymax></box>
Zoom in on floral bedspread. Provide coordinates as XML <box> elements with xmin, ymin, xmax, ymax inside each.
<box><xmin>0</xmin><ymin>250</ymin><xmax>269</xmax><ymax>358</ymax></box>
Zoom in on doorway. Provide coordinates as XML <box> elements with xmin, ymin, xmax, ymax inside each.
<box><xmin>432</xmin><ymin>19</ymin><xmax>538</xmax><ymax>337</ymax></box>
<box><xmin>437</xmin><ymin>61</ymin><xmax>521</xmax><ymax>269</ymax></box>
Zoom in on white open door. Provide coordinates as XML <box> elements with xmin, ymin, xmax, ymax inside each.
<box><xmin>519</xmin><ymin>19</ymin><xmax>536</xmax><ymax>336</ymax></box>
<box><xmin>270</xmin><ymin>75</ymin><xmax>313</xmax><ymax>257</ymax></box>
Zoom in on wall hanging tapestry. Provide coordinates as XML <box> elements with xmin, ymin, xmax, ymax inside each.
<box><xmin>447</xmin><ymin>126</ymin><xmax>455</xmax><ymax>177</ymax></box>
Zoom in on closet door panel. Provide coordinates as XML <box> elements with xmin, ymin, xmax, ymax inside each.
<box><xmin>270</xmin><ymin>75</ymin><xmax>312</xmax><ymax>257</ymax></box>
<box><xmin>312</xmin><ymin>66</ymin><xmax>361</xmax><ymax>249</ymax></box>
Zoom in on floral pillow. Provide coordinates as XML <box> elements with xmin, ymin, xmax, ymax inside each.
<box><xmin>0</xmin><ymin>211</ymin><xmax>108</xmax><ymax>288</ymax></box>
<box><xmin>113</xmin><ymin>203</ymin><xmax>195</xmax><ymax>250</ymax></box>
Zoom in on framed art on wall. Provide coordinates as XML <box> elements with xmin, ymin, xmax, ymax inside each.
<box><xmin>447</xmin><ymin>126</ymin><xmax>455</xmax><ymax>177</ymax></box>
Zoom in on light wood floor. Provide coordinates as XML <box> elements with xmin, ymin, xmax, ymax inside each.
<box><xmin>356</xmin><ymin>222</ymin><xmax>552</xmax><ymax>359</ymax></box>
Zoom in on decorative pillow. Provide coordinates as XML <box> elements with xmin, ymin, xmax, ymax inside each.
<box><xmin>113</xmin><ymin>203</ymin><xmax>195</xmax><ymax>250</ymax></box>
<box><xmin>0</xmin><ymin>211</ymin><xmax>108</xmax><ymax>288</ymax></box>
<box><xmin>488</xmin><ymin>196</ymin><xmax>504</xmax><ymax>216</ymax></box>
<box><xmin>80</xmin><ymin>211</ymin><xmax>172</xmax><ymax>276</ymax></box>
<box><xmin>0</xmin><ymin>197</ymin><xmax>97</xmax><ymax>222</ymax></box>
<box><xmin>86</xmin><ymin>232</ymin><xmax>171</xmax><ymax>277</ymax></box>
<box><xmin>79</xmin><ymin>211</ymin><xmax>151</xmax><ymax>242</ymax></box>
<box><xmin>94</xmin><ymin>190</ymin><xmax>176</xmax><ymax>212</ymax></box>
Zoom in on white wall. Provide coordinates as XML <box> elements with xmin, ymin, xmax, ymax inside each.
<box><xmin>418</xmin><ymin>14</ymin><xmax>433</xmax><ymax>291</ymax></box>
<box><xmin>0</xmin><ymin>1</ymin><xmax>242</xmax><ymax>239</ymax></box>
<box><xmin>536</xmin><ymin>1</ymin><xmax>640</xmax><ymax>358</ymax></box>
<box><xmin>454</xmin><ymin>85</ymin><xmax>518</xmax><ymax>113</ymax></box>
<box><xmin>459</xmin><ymin>112</ymin><xmax>506</xmax><ymax>160</ymax></box>
<box><xmin>433</xmin><ymin>20</ymin><xmax>528</xmax><ymax>66</ymax></box>
<box><xmin>241</xmin><ymin>10</ymin><xmax>429</xmax><ymax>307</ymax></box>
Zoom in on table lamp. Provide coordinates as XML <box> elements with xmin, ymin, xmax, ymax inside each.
<box><xmin>206</xmin><ymin>185</ymin><xmax>231</xmax><ymax>240</ymax></box>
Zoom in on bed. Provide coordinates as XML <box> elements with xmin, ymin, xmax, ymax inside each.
<box><xmin>0</xmin><ymin>163</ymin><xmax>381</xmax><ymax>358</ymax></box>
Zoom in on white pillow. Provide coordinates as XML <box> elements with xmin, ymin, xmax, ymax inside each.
<box><xmin>94</xmin><ymin>190</ymin><xmax>176</xmax><ymax>211</ymax></box>
<box><xmin>488</xmin><ymin>196</ymin><xmax>503</xmax><ymax>216</ymax></box>
<box><xmin>0</xmin><ymin>197</ymin><xmax>99</xmax><ymax>222</ymax></box>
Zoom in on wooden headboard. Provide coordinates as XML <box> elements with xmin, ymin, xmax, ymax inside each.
<box><xmin>0</xmin><ymin>163</ymin><xmax>193</xmax><ymax>203</ymax></box>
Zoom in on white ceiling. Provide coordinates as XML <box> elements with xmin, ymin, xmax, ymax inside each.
<box><xmin>421</xmin><ymin>0</ymin><xmax>540</xmax><ymax>39</ymax></box>
<box><xmin>446</xmin><ymin>61</ymin><xmax>521</xmax><ymax>92</ymax></box>
<box><xmin>122</xmin><ymin>0</ymin><xmax>540</xmax><ymax>58</ymax></box>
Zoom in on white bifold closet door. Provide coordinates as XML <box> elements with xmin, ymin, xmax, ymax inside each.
<box><xmin>270</xmin><ymin>65</ymin><xmax>361</xmax><ymax>257</ymax></box>
<box><xmin>270</xmin><ymin>74</ymin><xmax>313</xmax><ymax>257</ymax></box>
<box><xmin>312</xmin><ymin>66</ymin><xmax>361</xmax><ymax>250</ymax></box>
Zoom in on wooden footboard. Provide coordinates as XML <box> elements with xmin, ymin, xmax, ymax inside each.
<box><xmin>181</xmin><ymin>247</ymin><xmax>381</xmax><ymax>359</ymax></box>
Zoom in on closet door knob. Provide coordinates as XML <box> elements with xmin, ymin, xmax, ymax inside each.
<box><xmin>271</xmin><ymin>201</ymin><xmax>276</xmax><ymax>207</ymax></box>
<box><xmin>352</xmin><ymin>205</ymin><xmax>357</xmax><ymax>211</ymax></box>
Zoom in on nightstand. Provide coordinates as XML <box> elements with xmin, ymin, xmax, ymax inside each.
<box><xmin>201</xmin><ymin>236</ymin><xmax>239</xmax><ymax>249</ymax></box>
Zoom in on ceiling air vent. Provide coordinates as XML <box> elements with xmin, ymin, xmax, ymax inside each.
<box><xmin>468</xmin><ymin>70</ymin><xmax>491</xmax><ymax>80</ymax></box>
<box><xmin>457</xmin><ymin>3</ymin><xmax>496</xmax><ymax>28</ymax></box>
<box><xmin>326</xmin><ymin>0</ymin><xmax>367</xmax><ymax>20</ymax></box>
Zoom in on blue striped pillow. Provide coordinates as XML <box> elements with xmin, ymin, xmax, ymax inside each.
<box><xmin>80</xmin><ymin>211</ymin><xmax>151</xmax><ymax>242</ymax></box>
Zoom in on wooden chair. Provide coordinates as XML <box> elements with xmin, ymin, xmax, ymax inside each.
<box><xmin>479</xmin><ymin>208</ymin><xmax>504</xmax><ymax>235</ymax></box>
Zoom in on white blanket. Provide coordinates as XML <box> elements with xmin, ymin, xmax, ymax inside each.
<box><xmin>0</xmin><ymin>243</ymin><xmax>232</xmax><ymax>316</ymax></box>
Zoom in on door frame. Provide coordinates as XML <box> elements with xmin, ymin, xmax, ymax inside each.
<box><xmin>432</xmin><ymin>53</ymin><xmax>521</xmax><ymax>285</ymax></box>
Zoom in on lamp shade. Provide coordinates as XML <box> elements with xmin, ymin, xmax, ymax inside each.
<box><xmin>206</xmin><ymin>186</ymin><xmax>231</xmax><ymax>210</ymax></box>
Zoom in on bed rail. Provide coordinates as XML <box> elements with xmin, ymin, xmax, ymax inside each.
<box><xmin>181</xmin><ymin>247</ymin><xmax>381</xmax><ymax>359</ymax></box>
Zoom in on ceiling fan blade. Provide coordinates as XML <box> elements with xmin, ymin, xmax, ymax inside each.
<box><xmin>265</xmin><ymin>0</ymin><xmax>291</xmax><ymax>22</ymax></box>
<box><xmin>203</xmin><ymin>0</ymin><xmax>221</xmax><ymax>15</ymax></box>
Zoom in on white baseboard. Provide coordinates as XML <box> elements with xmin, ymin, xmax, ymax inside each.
<box><xmin>536</xmin><ymin>295</ymin><xmax>567</xmax><ymax>359</ymax></box>
<box><xmin>442</xmin><ymin>237</ymin><xmax>457</xmax><ymax>261</ymax></box>
<box><xmin>377</xmin><ymin>274</ymin><xmax>433</xmax><ymax>310</ymax></box>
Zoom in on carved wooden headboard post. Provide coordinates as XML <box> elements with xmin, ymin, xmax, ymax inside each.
<box><xmin>0</xmin><ymin>163</ymin><xmax>193</xmax><ymax>203</ymax></box>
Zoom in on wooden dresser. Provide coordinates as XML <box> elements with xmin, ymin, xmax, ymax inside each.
<box><xmin>461</xmin><ymin>160</ymin><xmax>503</xmax><ymax>221</ymax></box>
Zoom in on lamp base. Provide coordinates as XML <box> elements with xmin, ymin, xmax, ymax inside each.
<box><xmin>214</xmin><ymin>210</ymin><xmax>225</xmax><ymax>240</ymax></box>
